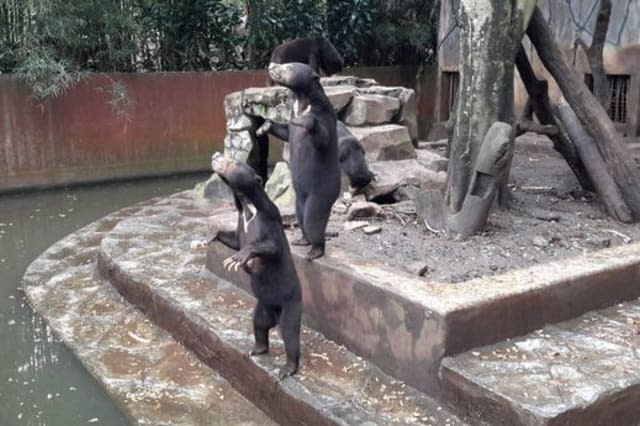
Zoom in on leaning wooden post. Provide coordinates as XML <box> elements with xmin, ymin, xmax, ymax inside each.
<box><xmin>527</xmin><ymin>5</ymin><xmax>640</xmax><ymax>220</ymax></box>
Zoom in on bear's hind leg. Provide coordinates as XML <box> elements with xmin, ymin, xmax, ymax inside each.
<box><xmin>279</xmin><ymin>302</ymin><xmax>302</xmax><ymax>379</ymax></box>
<box><xmin>302</xmin><ymin>194</ymin><xmax>332</xmax><ymax>260</ymax></box>
<box><xmin>251</xmin><ymin>302</ymin><xmax>277</xmax><ymax>356</ymax></box>
<box><xmin>292</xmin><ymin>192</ymin><xmax>310</xmax><ymax>246</ymax></box>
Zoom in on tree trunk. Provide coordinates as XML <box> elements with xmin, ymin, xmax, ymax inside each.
<box><xmin>582</xmin><ymin>0</ymin><xmax>612</xmax><ymax>112</ymax></box>
<box><xmin>424</xmin><ymin>0</ymin><xmax>536</xmax><ymax>236</ymax></box>
<box><xmin>527</xmin><ymin>6</ymin><xmax>640</xmax><ymax>220</ymax></box>
<box><xmin>554</xmin><ymin>102</ymin><xmax>632</xmax><ymax>222</ymax></box>
<box><xmin>445</xmin><ymin>0</ymin><xmax>520</xmax><ymax>213</ymax></box>
<box><xmin>514</xmin><ymin>45</ymin><xmax>594</xmax><ymax>191</ymax></box>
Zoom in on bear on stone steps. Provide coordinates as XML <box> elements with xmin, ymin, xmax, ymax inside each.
<box><xmin>200</xmin><ymin>152</ymin><xmax>302</xmax><ymax>379</ymax></box>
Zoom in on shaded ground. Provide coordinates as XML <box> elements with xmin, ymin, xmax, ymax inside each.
<box><xmin>320</xmin><ymin>133</ymin><xmax>640</xmax><ymax>283</ymax></box>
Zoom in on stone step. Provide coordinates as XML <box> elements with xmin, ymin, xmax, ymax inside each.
<box><xmin>205</xmin><ymin>197</ymin><xmax>640</xmax><ymax>398</ymax></box>
<box><xmin>440</xmin><ymin>300</ymin><xmax>640</xmax><ymax>425</ymax></box>
<box><xmin>22</xmin><ymin>198</ymin><xmax>276</xmax><ymax>426</ymax></box>
<box><xmin>98</xmin><ymin>193</ymin><xmax>467</xmax><ymax>426</ymax></box>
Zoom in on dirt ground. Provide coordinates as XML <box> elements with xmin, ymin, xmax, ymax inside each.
<box><xmin>315</xmin><ymin>133</ymin><xmax>640</xmax><ymax>283</ymax></box>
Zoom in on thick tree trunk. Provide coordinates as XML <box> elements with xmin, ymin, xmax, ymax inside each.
<box><xmin>527</xmin><ymin>6</ymin><xmax>640</xmax><ymax>220</ymax></box>
<box><xmin>445</xmin><ymin>0</ymin><xmax>520</xmax><ymax>213</ymax></box>
<box><xmin>515</xmin><ymin>45</ymin><xmax>594</xmax><ymax>191</ymax></box>
<box><xmin>554</xmin><ymin>102</ymin><xmax>632</xmax><ymax>222</ymax></box>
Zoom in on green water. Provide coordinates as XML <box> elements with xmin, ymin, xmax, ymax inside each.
<box><xmin>0</xmin><ymin>174</ymin><xmax>209</xmax><ymax>426</ymax></box>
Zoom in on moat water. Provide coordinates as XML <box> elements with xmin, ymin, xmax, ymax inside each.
<box><xmin>0</xmin><ymin>173</ymin><xmax>208</xmax><ymax>426</ymax></box>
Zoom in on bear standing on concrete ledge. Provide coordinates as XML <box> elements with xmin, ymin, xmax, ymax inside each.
<box><xmin>208</xmin><ymin>152</ymin><xmax>302</xmax><ymax>379</ymax></box>
<box><xmin>260</xmin><ymin>62</ymin><xmax>341</xmax><ymax>260</ymax></box>
<box><xmin>268</xmin><ymin>37</ymin><xmax>343</xmax><ymax>84</ymax></box>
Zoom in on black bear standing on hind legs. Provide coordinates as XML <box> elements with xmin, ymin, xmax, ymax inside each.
<box><xmin>196</xmin><ymin>152</ymin><xmax>302</xmax><ymax>379</ymax></box>
<box><xmin>254</xmin><ymin>62</ymin><xmax>341</xmax><ymax>260</ymax></box>
<box><xmin>267</xmin><ymin>37</ymin><xmax>344</xmax><ymax>85</ymax></box>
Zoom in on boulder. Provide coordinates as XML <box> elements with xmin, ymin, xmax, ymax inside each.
<box><xmin>193</xmin><ymin>174</ymin><xmax>233</xmax><ymax>201</ymax></box>
<box><xmin>364</xmin><ymin>159</ymin><xmax>446</xmax><ymax>200</ymax></box>
<box><xmin>320</xmin><ymin>76</ymin><xmax>377</xmax><ymax>88</ymax></box>
<box><xmin>357</xmin><ymin>86</ymin><xmax>418</xmax><ymax>144</ymax></box>
<box><xmin>346</xmin><ymin>201</ymin><xmax>382</xmax><ymax>220</ymax></box>
<box><xmin>342</xmin><ymin>95</ymin><xmax>400</xmax><ymax>126</ymax></box>
<box><xmin>347</xmin><ymin>124</ymin><xmax>417</xmax><ymax>162</ymax></box>
<box><xmin>416</xmin><ymin>149</ymin><xmax>448</xmax><ymax>172</ymax></box>
<box><xmin>324</xmin><ymin>86</ymin><xmax>355</xmax><ymax>113</ymax></box>
<box><xmin>223</xmin><ymin>131</ymin><xmax>253</xmax><ymax>162</ymax></box>
<box><xmin>265</xmin><ymin>161</ymin><xmax>296</xmax><ymax>211</ymax></box>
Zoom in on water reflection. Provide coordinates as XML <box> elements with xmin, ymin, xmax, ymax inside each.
<box><xmin>0</xmin><ymin>173</ymin><xmax>208</xmax><ymax>426</ymax></box>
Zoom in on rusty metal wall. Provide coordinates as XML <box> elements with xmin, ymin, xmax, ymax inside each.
<box><xmin>0</xmin><ymin>67</ymin><xmax>436</xmax><ymax>193</ymax></box>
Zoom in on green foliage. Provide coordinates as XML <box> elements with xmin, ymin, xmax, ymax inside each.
<box><xmin>14</xmin><ymin>50</ymin><xmax>84</xmax><ymax>99</ymax></box>
<box><xmin>137</xmin><ymin>0</ymin><xmax>246</xmax><ymax>71</ymax></box>
<box><xmin>327</xmin><ymin>0</ymin><xmax>375</xmax><ymax>66</ymax></box>
<box><xmin>246</xmin><ymin>0</ymin><xmax>326</xmax><ymax>68</ymax></box>
<box><xmin>1</xmin><ymin>0</ymin><xmax>440</xmax><ymax>98</ymax></box>
<box><xmin>368</xmin><ymin>0</ymin><xmax>439</xmax><ymax>66</ymax></box>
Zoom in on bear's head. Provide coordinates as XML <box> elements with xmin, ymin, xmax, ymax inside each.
<box><xmin>268</xmin><ymin>62</ymin><xmax>319</xmax><ymax>93</ymax></box>
<box><xmin>211</xmin><ymin>152</ymin><xmax>263</xmax><ymax>204</ymax></box>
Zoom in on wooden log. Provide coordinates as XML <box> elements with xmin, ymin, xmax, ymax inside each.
<box><xmin>554</xmin><ymin>103</ymin><xmax>632</xmax><ymax>222</ymax></box>
<box><xmin>515</xmin><ymin>45</ymin><xmax>594</xmax><ymax>191</ymax></box>
<box><xmin>516</xmin><ymin>120</ymin><xmax>558</xmax><ymax>137</ymax></box>
<box><xmin>527</xmin><ymin>6</ymin><xmax>640</xmax><ymax>220</ymax></box>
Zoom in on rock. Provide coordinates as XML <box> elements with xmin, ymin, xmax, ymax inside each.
<box><xmin>347</xmin><ymin>125</ymin><xmax>417</xmax><ymax>162</ymax></box>
<box><xmin>389</xmin><ymin>200</ymin><xmax>416</xmax><ymax>215</ymax></box>
<box><xmin>320</xmin><ymin>76</ymin><xmax>377</xmax><ymax>88</ymax></box>
<box><xmin>364</xmin><ymin>159</ymin><xmax>446</xmax><ymax>200</ymax></box>
<box><xmin>418</xmin><ymin>139</ymin><xmax>448</xmax><ymax>150</ymax></box>
<box><xmin>332</xmin><ymin>202</ymin><xmax>348</xmax><ymax>215</ymax></box>
<box><xmin>363</xmin><ymin>225</ymin><xmax>382</xmax><ymax>235</ymax></box>
<box><xmin>346</xmin><ymin>201</ymin><xmax>382</xmax><ymax>220</ymax></box>
<box><xmin>224</xmin><ymin>87</ymin><xmax>291</xmax><ymax>131</ymax></box>
<box><xmin>193</xmin><ymin>174</ymin><xmax>233</xmax><ymax>201</ymax></box>
<box><xmin>392</xmin><ymin>185</ymin><xmax>420</xmax><ymax>202</ymax></box>
<box><xmin>585</xmin><ymin>237</ymin><xmax>611</xmax><ymax>249</ymax></box>
<box><xmin>278</xmin><ymin>206</ymin><xmax>296</xmax><ymax>227</ymax></box>
<box><xmin>416</xmin><ymin>150</ymin><xmax>448</xmax><ymax>172</ymax></box>
<box><xmin>324</xmin><ymin>86</ymin><xmax>355</xmax><ymax>113</ymax></box>
<box><xmin>355</xmin><ymin>86</ymin><xmax>418</xmax><ymax>144</ymax></box>
<box><xmin>409</xmin><ymin>262</ymin><xmax>429</xmax><ymax>277</ymax></box>
<box><xmin>342</xmin><ymin>95</ymin><xmax>400</xmax><ymax>126</ymax></box>
<box><xmin>343</xmin><ymin>221</ymin><xmax>369</xmax><ymax>231</ymax></box>
<box><xmin>532</xmin><ymin>236</ymin><xmax>550</xmax><ymax>248</ymax></box>
<box><xmin>265</xmin><ymin>162</ymin><xmax>296</xmax><ymax>211</ymax></box>
<box><xmin>325</xmin><ymin>229</ymin><xmax>340</xmax><ymax>238</ymax></box>
<box><xmin>223</xmin><ymin>131</ymin><xmax>253</xmax><ymax>162</ymax></box>
<box><xmin>533</xmin><ymin>210</ymin><xmax>562</xmax><ymax>222</ymax></box>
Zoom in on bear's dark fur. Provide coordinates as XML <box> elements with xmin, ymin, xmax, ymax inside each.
<box><xmin>259</xmin><ymin>62</ymin><xmax>341</xmax><ymax>260</ymax></box>
<box><xmin>268</xmin><ymin>37</ymin><xmax>343</xmax><ymax>85</ymax></box>
<box><xmin>337</xmin><ymin>122</ymin><xmax>374</xmax><ymax>193</ymax></box>
<box><xmin>210</xmin><ymin>152</ymin><xmax>302</xmax><ymax>379</ymax></box>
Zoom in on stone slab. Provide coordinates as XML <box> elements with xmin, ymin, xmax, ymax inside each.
<box><xmin>347</xmin><ymin>124</ymin><xmax>417</xmax><ymax>162</ymax></box>
<box><xmin>21</xmin><ymin>197</ymin><xmax>275</xmax><ymax>426</ymax></box>
<box><xmin>97</xmin><ymin>194</ymin><xmax>465</xmax><ymax>426</ymax></box>
<box><xmin>342</xmin><ymin>94</ymin><xmax>401</xmax><ymax>126</ymax></box>
<box><xmin>440</xmin><ymin>301</ymin><xmax>640</xmax><ymax>425</ymax></box>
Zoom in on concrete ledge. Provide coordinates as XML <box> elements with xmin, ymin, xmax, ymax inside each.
<box><xmin>207</xmin><ymin>213</ymin><xmax>640</xmax><ymax>397</ymax></box>
<box><xmin>440</xmin><ymin>300</ymin><xmax>640</xmax><ymax>425</ymax></box>
<box><xmin>21</xmin><ymin>200</ymin><xmax>274</xmax><ymax>426</ymax></box>
<box><xmin>97</xmin><ymin>195</ymin><xmax>464</xmax><ymax>425</ymax></box>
